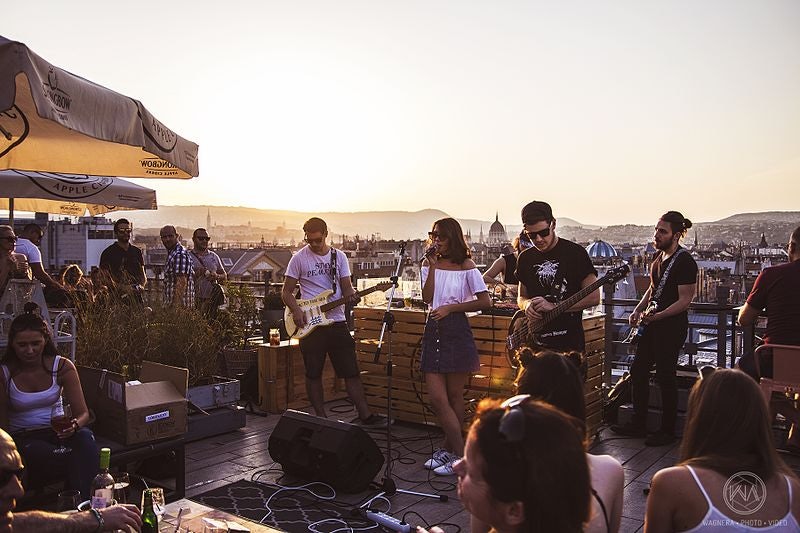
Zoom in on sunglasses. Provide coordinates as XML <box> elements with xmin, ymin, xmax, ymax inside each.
<box><xmin>428</xmin><ymin>231</ymin><xmax>446</xmax><ymax>240</ymax></box>
<box><xmin>116</xmin><ymin>229</ymin><xmax>132</xmax><ymax>233</ymax></box>
<box><xmin>195</xmin><ymin>236</ymin><xmax>210</xmax><ymax>241</ymax></box>
<box><xmin>499</xmin><ymin>394</ymin><xmax>530</xmax><ymax>442</ymax></box>
<box><xmin>0</xmin><ymin>235</ymin><xmax>17</xmax><ymax>242</ymax></box>
<box><xmin>524</xmin><ymin>226</ymin><xmax>551</xmax><ymax>240</ymax></box>
<box><xmin>305</xmin><ymin>237</ymin><xmax>325</xmax><ymax>245</ymax></box>
<box><xmin>0</xmin><ymin>467</ymin><xmax>24</xmax><ymax>486</ymax></box>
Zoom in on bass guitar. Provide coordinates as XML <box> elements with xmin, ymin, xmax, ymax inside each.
<box><xmin>285</xmin><ymin>281</ymin><xmax>394</xmax><ymax>339</ymax></box>
<box><xmin>506</xmin><ymin>264</ymin><xmax>630</xmax><ymax>368</ymax></box>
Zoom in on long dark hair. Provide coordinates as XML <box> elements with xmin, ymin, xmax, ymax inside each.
<box><xmin>472</xmin><ymin>398</ymin><xmax>590</xmax><ymax>533</ymax></box>
<box><xmin>429</xmin><ymin>218</ymin><xmax>470</xmax><ymax>265</ymax></box>
<box><xmin>514</xmin><ymin>349</ymin><xmax>586</xmax><ymax>440</ymax></box>
<box><xmin>2</xmin><ymin>303</ymin><xmax>59</xmax><ymax>374</ymax></box>
<box><xmin>680</xmin><ymin>369</ymin><xmax>793</xmax><ymax>480</ymax></box>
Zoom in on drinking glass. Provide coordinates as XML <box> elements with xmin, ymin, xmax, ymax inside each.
<box><xmin>113</xmin><ymin>472</ymin><xmax>130</xmax><ymax>504</ymax></box>
<box><xmin>57</xmin><ymin>489</ymin><xmax>81</xmax><ymax>512</ymax></box>
<box><xmin>50</xmin><ymin>401</ymin><xmax>73</xmax><ymax>455</ymax></box>
<box><xmin>143</xmin><ymin>487</ymin><xmax>166</xmax><ymax>518</ymax></box>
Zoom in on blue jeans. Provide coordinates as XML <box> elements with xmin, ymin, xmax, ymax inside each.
<box><xmin>14</xmin><ymin>427</ymin><xmax>99</xmax><ymax>500</ymax></box>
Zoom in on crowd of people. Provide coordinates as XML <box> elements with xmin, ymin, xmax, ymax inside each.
<box><xmin>1</xmin><ymin>207</ymin><xmax>799</xmax><ymax>532</ymax></box>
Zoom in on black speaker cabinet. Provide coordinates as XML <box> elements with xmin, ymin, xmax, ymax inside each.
<box><xmin>268</xmin><ymin>409</ymin><xmax>385</xmax><ymax>493</ymax></box>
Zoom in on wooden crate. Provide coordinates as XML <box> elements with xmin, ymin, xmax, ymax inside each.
<box><xmin>354</xmin><ymin>307</ymin><xmax>605</xmax><ymax>434</ymax></box>
<box><xmin>257</xmin><ymin>341</ymin><xmax>346</xmax><ymax>413</ymax></box>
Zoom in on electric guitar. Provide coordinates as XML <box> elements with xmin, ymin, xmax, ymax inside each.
<box><xmin>285</xmin><ymin>282</ymin><xmax>394</xmax><ymax>339</ymax></box>
<box><xmin>621</xmin><ymin>300</ymin><xmax>658</xmax><ymax>344</ymax></box>
<box><xmin>506</xmin><ymin>264</ymin><xmax>630</xmax><ymax>368</ymax></box>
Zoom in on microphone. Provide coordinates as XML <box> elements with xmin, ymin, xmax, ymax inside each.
<box><xmin>424</xmin><ymin>244</ymin><xmax>438</xmax><ymax>258</ymax></box>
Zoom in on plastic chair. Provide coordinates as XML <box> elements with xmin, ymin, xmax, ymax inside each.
<box><xmin>754</xmin><ymin>344</ymin><xmax>800</xmax><ymax>405</ymax></box>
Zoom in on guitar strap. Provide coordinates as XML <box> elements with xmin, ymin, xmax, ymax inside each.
<box><xmin>651</xmin><ymin>248</ymin><xmax>685</xmax><ymax>305</ymax></box>
<box><xmin>330</xmin><ymin>248</ymin><xmax>338</xmax><ymax>296</ymax></box>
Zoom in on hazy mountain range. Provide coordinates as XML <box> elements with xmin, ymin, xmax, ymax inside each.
<box><xmin>123</xmin><ymin>206</ymin><xmax>798</xmax><ymax>245</ymax></box>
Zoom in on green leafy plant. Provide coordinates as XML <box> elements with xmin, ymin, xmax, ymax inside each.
<box><xmin>216</xmin><ymin>282</ymin><xmax>261</xmax><ymax>349</ymax></box>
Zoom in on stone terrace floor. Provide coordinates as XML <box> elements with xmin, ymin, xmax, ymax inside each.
<box><xmin>184</xmin><ymin>401</ymin><xmax>800</xmax><ymax>533</ymax></box>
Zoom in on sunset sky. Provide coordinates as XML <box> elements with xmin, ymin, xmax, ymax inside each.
<box><xmin>5</xmin><ymin>0</ymin><xmax>799</xmax><ymax>226</ymax></box>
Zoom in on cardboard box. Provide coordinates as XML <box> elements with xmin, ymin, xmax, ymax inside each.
<box><xmin>79</xmin><ymin>361</ymin><xmax>189</xmax><ymax>445</ymax></box>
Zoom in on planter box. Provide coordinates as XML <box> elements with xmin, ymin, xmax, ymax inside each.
<box><xmin>187</xmin><ymin>375</ymin><xmax>241</xmax><ymax>410</ymax></box>
<box><xmin>257</xmin><ymin>341</ymin><xmax>346</xmax><ymax>413</ymax></box>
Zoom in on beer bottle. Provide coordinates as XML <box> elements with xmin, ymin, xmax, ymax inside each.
<box><xmin>141</xmin><ymin>489</ymin><xmax>159</xmax><ymax>533</ymax></box>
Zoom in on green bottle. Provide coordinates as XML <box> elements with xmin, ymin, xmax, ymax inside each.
<box><xmin>141</xmin><ymin>489</ymin><xmax>158</xmax><ymax>533</ymax></box>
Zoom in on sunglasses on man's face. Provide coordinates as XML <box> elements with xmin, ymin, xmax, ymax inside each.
<box><xmin>524</xmin><ymin>226</ymin><xmax>552</xmax><ymax>240</ymax></box>
<box><xmin>305</xmin><ymin>237</ymin><xmax>325</xmax><ymax>245</ymax></box>
<box><xmin>195</xmin><ymin>236</ymin><xmax>210</xmax><ymax>241</ymax></box>
<box><xmin>0</xmin><ymin>235</ymin><xmax>17</xmax><ymax>242</ymax></box>
<box><xmin>0</xmin><ymin>467</ymin><xmax>24</xmax><ymax>486</ymax></box>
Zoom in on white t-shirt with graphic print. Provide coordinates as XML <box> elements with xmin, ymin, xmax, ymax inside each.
<box><xmin>285</xmin><ymin>246</ymin><xmax>351</xmax><ymax>322</ymax></box>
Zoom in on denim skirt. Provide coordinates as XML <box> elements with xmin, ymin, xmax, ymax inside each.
<box><xmin>420</xmin><ymin>312</ymin><xmax>480</xmax><ymax>373</ymax></box>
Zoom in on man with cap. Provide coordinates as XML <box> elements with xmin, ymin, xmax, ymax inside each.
<box><xmin>514</xmin><ymin>201</ymin><xmax>600</xmax><ymax>354</ymax></box>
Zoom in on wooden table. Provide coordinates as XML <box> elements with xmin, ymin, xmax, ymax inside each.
<box><xmin>161</xmin><ymin>498</ymin><xmax>281</xmax><ymax>532</ymax></box>
<box><xmin>353</xmin><ymin>306</ymin><xmax>606</xmax><ymax>433</ymax></box>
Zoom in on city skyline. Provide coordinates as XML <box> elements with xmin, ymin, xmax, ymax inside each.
<box><xmin>5</xmin><ymin>0</ymin><xmax>799</xmax><ymax>226</ymax></box>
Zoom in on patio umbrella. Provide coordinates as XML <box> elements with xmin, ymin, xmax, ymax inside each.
<box><xmin>0</xmin><ymin>35</ymin><xmax>199</xmax><ymax>181</ymax></box>
<box><xmin>0</xmin><ymin>169</ymin><xmax>157</xmax><ymax>218</ymax></box>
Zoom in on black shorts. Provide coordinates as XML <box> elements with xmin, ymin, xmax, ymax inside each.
<box><xmin>298</xmin><ymin>322</ymin><xmax>360</xmax><ymax>379</ymax></box>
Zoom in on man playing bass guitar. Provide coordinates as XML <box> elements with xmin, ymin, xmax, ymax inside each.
<box><xmin>515</xmin><ymin>201</ymin><xmax>600</xmax><ymax>354</ymax></box>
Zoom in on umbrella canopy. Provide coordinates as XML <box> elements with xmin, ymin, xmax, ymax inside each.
<box><xmin>0</xmin><ymin>35</ymin><xmax>198</xmax><ymax>179</ymax></box>
<box><xmin>0</xmin><ymin>169</ymin><xmax>157</xmax><ymax>217</ymax></box>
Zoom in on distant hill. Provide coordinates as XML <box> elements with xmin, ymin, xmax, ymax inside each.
<box><xmin>121</xmin><ymin>206</ymin><xmax>797</xmax><ymax>245</ymax></box>
<box><xmin>123</xmin><ymin>206</ymin><xmax>593</xmax><ymax>241</ymax></box>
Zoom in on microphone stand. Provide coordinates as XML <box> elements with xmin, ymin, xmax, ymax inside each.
<box><xmin>368</xmin><ymin>241</ymin><xmax>447</xmax><ymax>506</ymax></box>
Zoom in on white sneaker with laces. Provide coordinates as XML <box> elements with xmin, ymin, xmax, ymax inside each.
<box><xmin>423</xmin><ymin>448</ymin><xmax>449</xmax><ymax>470</ymax></box>
<box><xmin>433</xmin><ymin>454</ymin><xmax>461</xmax><ymax>476</ymax></box>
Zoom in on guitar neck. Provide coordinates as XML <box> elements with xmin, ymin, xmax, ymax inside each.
<box><xmin>319</xmin><ymin>285</ymin><xmax>384</xmax><ymax>313</ymax></box>
<box><xmin>539</xmin><ymin>277</ymin><xmax>606</xmax><ymax>328</ymax></box>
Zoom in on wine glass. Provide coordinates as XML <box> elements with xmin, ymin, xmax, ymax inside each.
<box><xmin>113</xmin><ymin>472</ymin><xmax>130</xmax><ymax>504</ymax></box>
<box><xmin>50</xmin><ymin>400</ymin><xmax>73</xmax><ymax>455</ymax></box>
<box><xmin>57</xmin><ymin>489</ymin><xmax>81</xmax><ymax>512</ymax></box>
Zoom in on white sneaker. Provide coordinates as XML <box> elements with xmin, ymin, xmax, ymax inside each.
<box><xmin>433</xmin><ymin>454</ymin><xmax>461</xmax><ymax>476</ymax></box>
<box><xmin>423</xmin><ymin>448</ymin><xmax>449</xmax><ymax>470</ymax></box>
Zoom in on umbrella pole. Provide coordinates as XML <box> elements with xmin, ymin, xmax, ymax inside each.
<box><xmin>8</xmin><ymin>197</ymin><xmax>12</xmax><ymax>227</ymax></box>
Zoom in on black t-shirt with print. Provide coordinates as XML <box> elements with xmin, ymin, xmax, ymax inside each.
<box><xmin>648</xmin><ymin>247</ymin><xmax>698</xmax><ymax>327</ymax></box>
<box><xmin>99</xmin><ymin>243</ymin><xmax>145</xmax><ymax>285</ymax></box>
<box><xmin>515</xmin><ymin>238</ymin><xmax>598</xmax><ymax>352</ymax></box>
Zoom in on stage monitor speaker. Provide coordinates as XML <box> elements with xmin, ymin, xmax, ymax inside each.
<box><xmin>268</xmin><ymin>409</ymin><xmax>384</xmax><ymax>493</ymax></box>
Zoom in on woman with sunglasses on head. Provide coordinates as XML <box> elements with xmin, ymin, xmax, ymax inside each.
<box><xmin>421</xmin><ymin>218</ymin><xmax>491</xmax><ymax>476</ymax></box>
<box><xmin>515</xmin><ymin>348</ymin><xmax>623</xmax><ymax>532</ymax></box>
<box><xmin>436</xmin><ymin>396</ymin><xmax>591</xmax><ymax>533</ymax></box>
<box><xmin>0</xmin><ymin>304</ymin><xmax>97</xmax><ymax>501</ymax></box>
<box><xmin>645</xmin><ymin>369</ymin><xmax>800</xmax><ymax>532</ymax></box>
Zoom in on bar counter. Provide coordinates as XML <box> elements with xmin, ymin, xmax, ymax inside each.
<box><xmin>353</xmin><ymin>306</ymin><xmax>605</xmax><ymax>433</ymax></box>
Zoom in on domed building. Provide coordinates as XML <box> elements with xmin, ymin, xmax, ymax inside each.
<box><xmin>585</xmin><ymin>239</ymin><xmax>619</xmax><ymax>265</ymax></box>
<box><xmin>487</xmin><ymin>213</ymin><xmax>507</xmax><ymax>245</ymax></box>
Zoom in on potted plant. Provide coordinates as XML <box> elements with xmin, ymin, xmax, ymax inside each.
<box><xmin>217</xmin><ymin>282</ymin><xmax>261</xmax><ymax>378</ymax></box>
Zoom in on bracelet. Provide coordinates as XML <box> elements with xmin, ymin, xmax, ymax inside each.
<box><xmin>71</xmin><ymin>418</ymin><xmax>79</xmax><ymax>432</ymax></box>
<box><xmin>89</xmin><ymin>507</ymin><xmax>104</xmax><ymax>532</ymax></box>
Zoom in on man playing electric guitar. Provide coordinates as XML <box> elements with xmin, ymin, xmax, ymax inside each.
<box><xmin>282</xmin><ymin>217</ymin><xmax>386</xmax><ymax>426</ymax></box>
<box><xmin>611</xmin><ymin>211</ymin><xmax>697</xmax><ymax>446</ymax></box>
<box><xmin>515</xmin><ymin>201</ymin><xmax>600</xmax><ymax>353</ymax></box>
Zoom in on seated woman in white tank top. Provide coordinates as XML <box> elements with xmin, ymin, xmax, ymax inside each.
<box><xmin>646</xmin><ymin>369</ymin><xmax>800</xmax><ymax>532</ymax></box>
<box><xmin>0</xmin><ymin>305</ymin><xmax>97</xmax><ymax>501</ymax></box>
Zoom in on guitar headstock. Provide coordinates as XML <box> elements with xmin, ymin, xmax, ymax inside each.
<box><xmin>602</xmin><ymin>263</ymin><xmax>631</xmax><ymax>285</ymax></box>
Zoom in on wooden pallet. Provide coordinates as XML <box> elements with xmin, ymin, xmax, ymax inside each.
<box><xmin>257</xmin><ymin>341</ymin><xmax>345</xmax><ymax>413</ymax></box>
<box><xmin>354</xmin><ymin>307</ymin><xmax>605</xmax><ymax>433</ymax></box>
